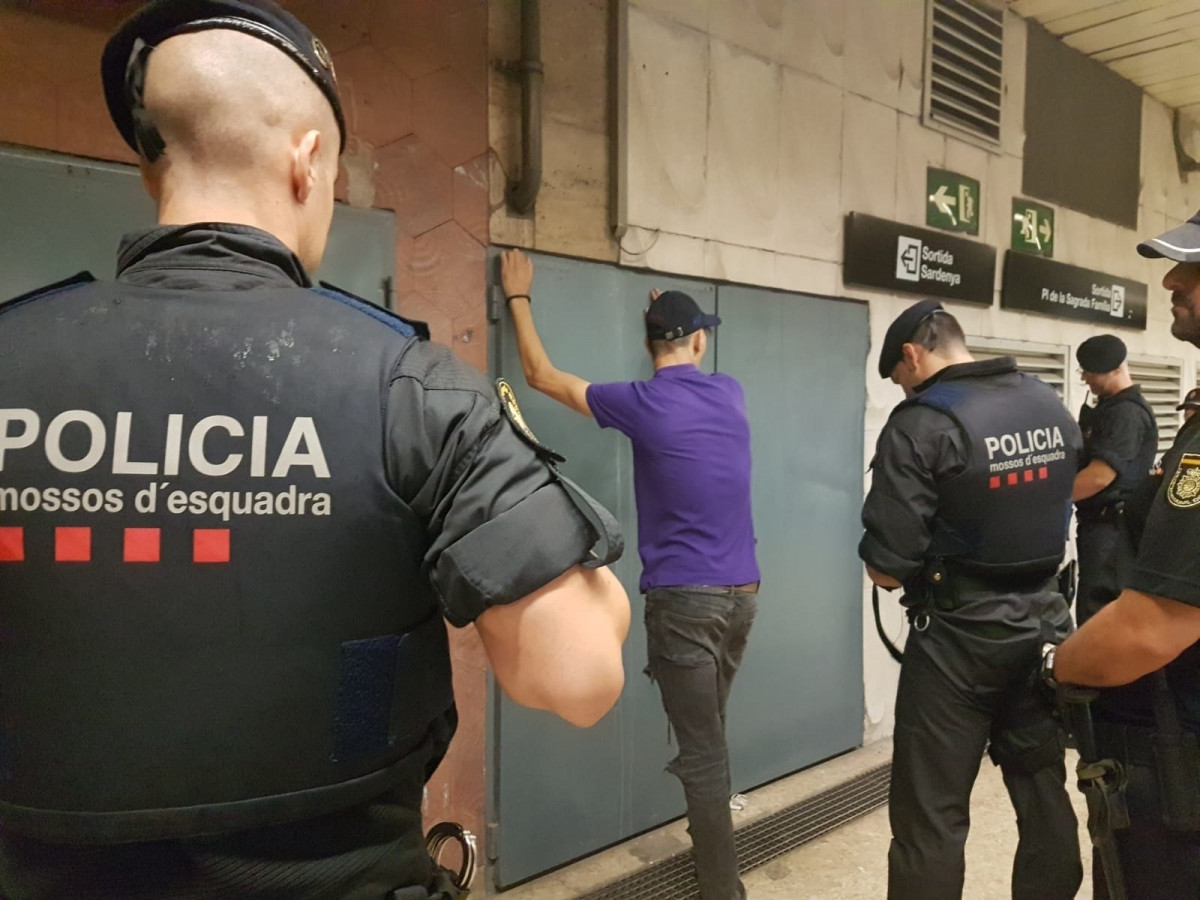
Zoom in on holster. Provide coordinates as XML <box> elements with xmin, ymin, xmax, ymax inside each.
<box><xmin>1151</xmin><ymin>671</ymin><xmax>1200</xmax><ymax>832</ymax></box>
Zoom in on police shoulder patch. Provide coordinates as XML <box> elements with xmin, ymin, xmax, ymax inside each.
<box><xmin>496</xmin><ymin>379</ymin><xmax>566</xmax><ymax>464</ymax></box>
<box><xmin>1167</xmin><ymin>453</ymin><xmax>1200</xmax><ymax>508</ymax></box>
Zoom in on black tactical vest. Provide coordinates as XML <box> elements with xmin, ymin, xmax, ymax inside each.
<box><xmin>0</xmin><ymin>275</ymin><xmax>454</xmax><ymax>844</ymax></box>
<box><xmin>904</xmin><ymin>368</ymin><xmax>1079</xmax><ymax>579</ymax></box>
<box><xmin>1078</xmin><ymin>388</ymin><xmax>1158</xmax><ymax>512</ymax></box>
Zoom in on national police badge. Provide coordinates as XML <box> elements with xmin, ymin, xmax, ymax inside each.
<box><xmin>1167</xmin><ymin>453</ymin><xmax>1200</xmax><ymax>508</ymax></box>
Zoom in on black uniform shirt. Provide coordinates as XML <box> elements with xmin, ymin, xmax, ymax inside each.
<box><xmin>1114</xmin><ymin>416</ymin><xmax>1200</xmax><ymax>728</ymax></box>
<box><xmin>1077</xmin><ymin>385</ymin><xmax>1157</xmax><ymax>513</ymax></box>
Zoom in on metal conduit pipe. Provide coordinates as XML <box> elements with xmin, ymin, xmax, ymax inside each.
<box><xmin>506</xmin><ymin>0</ymin><xmax>543</xmax><ymax>214</ymax></box>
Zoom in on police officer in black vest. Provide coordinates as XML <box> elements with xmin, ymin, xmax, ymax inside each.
<box><xmin>0</xmin><ymin>2</ymin><xmax>630</xmax><ymax>898</ymax></box>
<box><xmin>1073</xmin><ymin>334</ymin><xmax>1158</xmax><ymax>625</ymax></box>
<box><xmin>861</xmin><ymin>300</ymin><xmax>1083</xmax><ymax>900</ymax></box>
<box><xmin>1046</xmin><ymin>213</ymin><xmax>1200</xmax><ymax>899</ymax></box>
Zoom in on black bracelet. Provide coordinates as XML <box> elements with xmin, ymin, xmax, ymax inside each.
<box><xmin>505</xmin><ymin>293</ymin><xmax>531</xmax><ymax>304</ymax></box>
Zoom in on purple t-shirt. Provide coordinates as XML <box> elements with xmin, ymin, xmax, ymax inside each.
<box><xmin>586</xmin><ymin>364</ymin><xmax>759</xmax><ymax>593</ymax></box>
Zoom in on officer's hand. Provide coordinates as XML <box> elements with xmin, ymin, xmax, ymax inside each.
<box><xmin>649</xmin><ymin>288</ymin><xmax>661</xmax><ymax>302</ymax></box>
<box><xmin>501</xmin><ymin>249</ymin><xmax>533</xmax><ymax>302</ymax></box>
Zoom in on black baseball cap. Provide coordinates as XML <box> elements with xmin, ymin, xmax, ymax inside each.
<box><xmin>645</xmin><ymin>291</ymin><xmax>720</xmax><ymax>341</ymax></box>
<box><xmin>1138</xmin><ymin>210</ymin><xmax>1200</xmax><ymax>263</ymax></box>
<box><xmin>1076</xmin><ymin>334</ymin><xmax>1127</xmax><ymax>373</ymax></box>
<box><xmin>102</xmin><ymin>0</ymin><xmax>346</xmax><ymax>158</ymax></box>
<box><xmin>1178</xmin><ymin>388</ymin><xmax>1200</xmax><ymax>411</ymax></box>
<box><xmin>877</xmin><ymin>299</ymin><xmax>943</xmax><ymax>378</ymax></box>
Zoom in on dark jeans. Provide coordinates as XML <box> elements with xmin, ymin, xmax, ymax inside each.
<box><xmin>888</xmin><ymin>613</ymin><xmax>1082</xmax><ymax>900</ymax></box>
<box><xmin>1076</xmin><ymin>518</ymin><xmax>1135</xmax><ymax>625</ymax></box>
<box><xmin>645</xmin><ymin>586</ymin><xmax>758</xmax><ymax>900</ymax></box>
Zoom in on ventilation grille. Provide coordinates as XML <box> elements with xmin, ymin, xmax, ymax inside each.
<box><xmin>925</xmin><ymin>0</ymin><xmax>1004</xmax><ymax>145</ymax></box>
<box><xmin>967</xmin><ymin>336</ymin><xmax>1069</xmax><ymax>402</ymax></box>
<box><xmin>575</xmin><ymin>763</ymin><xmax>891</xmax><ymax>900</ymax></box>
<box><xmin>1128</xmin><ymin>355</ymin><xmax>1184</xmax><ymax>455</ymax></box>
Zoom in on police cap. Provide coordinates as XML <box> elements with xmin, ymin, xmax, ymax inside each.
<box><xmin>102</xmin><ymin>0</ymin><xmax>346</xmax><ymax>157</ymax></box>
<box><xmin>877</xmin><ymin>299</ymin><xmax>943</xmax><ymax>378</ymax></box>
<box><xmin>1076</xmin><ymin>334</ymin><xmax>1126</xmax><ymax>374</ymax></box>
<box><xmin>1137</xmin><ymin>209</ymin><xmax>1200</xmax><ymax>263</ymax></box>
<box><xmin>1178</xmin><ymin>387</ymin><xmax>1200</xmax><ymax>411</ymax></box>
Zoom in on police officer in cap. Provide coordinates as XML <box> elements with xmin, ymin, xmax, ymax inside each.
<box><xmin>861</xmin><ymin>299</ymin><xmax>1083</xmax><ymax>899</ymax></box>
<box><xmin>1179</xmin><ymin>387</ymin><xmax>1200</xmax><ymax>424</ymax></box>
<box><xmin>1072</xmin><ymin>334</ymin><xmax>1158</xmax><ymax>624</ymax></box>
<box><xmin>0</xmin><ymin>2</ymin><xmax>630</xmax><ymax>898</ymax></box>
<box><xmin>1046</xmin><ymin>212</ymin><xmax>1200</xmax><ymax>899</ymax></box>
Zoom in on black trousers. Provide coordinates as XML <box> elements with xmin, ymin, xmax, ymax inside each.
<box><xmin>1075</xmin><ymin>518</ymin><xmax>1135</xmax><ymax>625</ymax></box>
<box><xmin>1090</xmin><ymin>736</ymin><xmax>1200</xmax><ymax>900</ymax></box>
<box><xmin>888</xmin><ymin>612</ymin><xmax>1082</xmax><ymax>900</ymax></box>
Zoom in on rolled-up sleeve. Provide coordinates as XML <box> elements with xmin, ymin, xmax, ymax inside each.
<box><xmin>385</xmin><ymin>343</ymin><xmax>598</xmax><ymax>627</ymax></box>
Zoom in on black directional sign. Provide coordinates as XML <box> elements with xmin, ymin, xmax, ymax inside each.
<box><xmin>1001</xmin><ymin>251</ymin><xmax>1147</xmax><ymax>330</ymax></box>
<box><xmin>843</xmin><ymin>212</ymin><xmax>996</xmax><ymax>306</ymax></box>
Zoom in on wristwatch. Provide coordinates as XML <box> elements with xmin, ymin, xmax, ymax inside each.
<box><xmin>1040</xmin><ymin>642</ymin><xmax>1058</xmax><ymax>690</ymax></box>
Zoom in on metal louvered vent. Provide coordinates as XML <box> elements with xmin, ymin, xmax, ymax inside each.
<box><xmin>575</xmin><ymin>764</ymin><xmax>891</xmax><ymax>900</ymax></box>
<box><xmin>1128</xmin><ymin>355</ymin><xmax>1184</xmax><ymax>454</ymax></box>
<box><xmin>968</xmin><ymin>336</ymin><xmax>1069</xmax><ymax>403</ymax></box>
<box><xmin>925</xmin><ymin>0</ymin><xmax>1004</xmax><ymax>146</ymax></box>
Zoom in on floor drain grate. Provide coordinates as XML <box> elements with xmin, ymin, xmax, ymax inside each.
<box><xmin>574</xmin><ymin>762</ymin><xmax>891</xmax><ymax>900</ymax></box>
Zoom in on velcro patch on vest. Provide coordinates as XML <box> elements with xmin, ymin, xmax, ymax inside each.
<box><xmin>1167</xmin><ymin>454</ymin><xmax>1200</xmax><ymax>509</ymax></box>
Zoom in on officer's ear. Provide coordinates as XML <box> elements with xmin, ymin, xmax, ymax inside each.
<box><xmin>291</xmin><ymin>128</ymin><xmax>323</xmax><ymax>203</ymax></box>
<box><xmin>900</xmin><ymin>342</ymin><xmax>922</xmax><ymax>371</ymax></box>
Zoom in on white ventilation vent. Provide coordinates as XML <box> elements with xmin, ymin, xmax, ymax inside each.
<box><xmin>925</xmin><ymin>0</ymin><xmax>1004</xmax><ymax>146</ymax></box>
<box><xmin>967</xmin><ymin>335</ymin><xmax>1069</xmax><ymax>402</ymax></box>
<box><xmin>1128</xmin><ymin>355</ymin><xmax>1184</xmax><ymax>454</ymax></box>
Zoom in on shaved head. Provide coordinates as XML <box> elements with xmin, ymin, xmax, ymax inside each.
<box><xmin>140</xmin><ymin>29</ymin><xmax>341</xmax><ymax>270</ymax></box>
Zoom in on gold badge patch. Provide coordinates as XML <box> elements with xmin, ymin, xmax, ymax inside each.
<box><xmin>496</xmin><ymin>379</ymin><xmax>565</xmax><ymax>463</ymax></box>
<box><xmin>1167</xmin><ymin>453</ymin><xmax>1200</xmax><ymax>508</ymax></box>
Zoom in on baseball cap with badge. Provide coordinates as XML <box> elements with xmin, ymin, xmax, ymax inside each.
<box><xmin>1137</xmin><ymin>210</ymin><xmax>1200</xmax><ymax>263</ymax></box>
<box><xmin>645</xmin><ymin>291</ymin><xmax>721</xmax><ymax>341</ymax></box>
<box><xmin>102</xmin><ymin>0</ymin><xmax>347</xmax><ymax>161</ymax></box>
<box><xmin>1178</xmin><ymin>388</ymin><xmax>1200</xmax><ymax>412</ymax></box>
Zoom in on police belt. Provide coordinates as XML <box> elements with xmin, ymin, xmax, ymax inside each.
<box><xmin>1076</xmin><ymin>500</ymin><xmax>1126</xmax><ymax>524</ymax></box>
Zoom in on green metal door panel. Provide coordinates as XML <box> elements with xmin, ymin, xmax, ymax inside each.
<box><xmin>715</xmin><ymin>286</ymin><xmax>868</xmax><ymax>786</ymax></box>
<box><xmin>0</xmin><ymin>147</ymin><xmax>394</xmax><ymax>306</ymax></box>
<box><xmin>490</xmin><ymin>251</ymin><xmax>715</xmax><ymax>885</ymax></box>
<box><xmin>490</xmin><ymin>254</ymin><xmax>868</xmax><ymax>887</ymax></box>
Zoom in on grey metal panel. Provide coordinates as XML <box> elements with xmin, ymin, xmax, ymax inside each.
<box><xmin>0</xmin><ymin>146</ymin><xmax>395</xmax><ymax>307</ymax></box>
<box><xmin>489</xmin><ymin>251</ymin><xmax>868</xmax><ymax>887</ymax></box>
<box><xmin>715</xmin><ymin>285</ymin><xmax>868</xmax><ymax>787</ymax></box>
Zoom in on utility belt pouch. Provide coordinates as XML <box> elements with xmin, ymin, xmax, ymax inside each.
<box><xmin>919</xmin><ymin>558</ymin><xmax>957</xmax><ymax>612</ymax></box>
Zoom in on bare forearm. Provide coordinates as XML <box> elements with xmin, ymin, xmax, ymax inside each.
<box><xmin>1073</xmin><ymin>460</ymin><xmax>1117</xmax><ymax>502</ymax></box>
<box><xmin>1056</xmin><ymin>589</ymin><xmax>1200</xmax><ymax>685</ymax></box>
<box><xmin>509</xmin><ymin>299</ymin><xmax>558</xmax><ymax>387</ymax></box>
<box><xmin>867</xmin><ymin>565</ymin><xmax>902</xmax><ymax>589</ymax></box>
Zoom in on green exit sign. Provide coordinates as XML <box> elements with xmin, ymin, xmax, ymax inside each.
<box><xmin>926</xmin><ymin>168</ymin><xmax>980</xmax><ymax>235</ymax></box>
<box><xmin>1012</xmin><ymin>198</ymin><xmax>1055</xmax><ymax>258</ymax></box>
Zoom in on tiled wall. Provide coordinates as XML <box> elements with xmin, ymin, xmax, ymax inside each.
<box><xmin>0</xmin><ymin>0</ymin><xmax>490</xmax><ymax>848</ymax></box>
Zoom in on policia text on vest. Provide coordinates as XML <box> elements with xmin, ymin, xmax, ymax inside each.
<box><xmin>0</xmin><ymin>410</ymin><xmax>332</xmax><ymax>522</ymax></box>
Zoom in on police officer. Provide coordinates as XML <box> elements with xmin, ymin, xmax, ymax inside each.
<box><xmin>0</xmin><ymin>2</ymin><xmax>630</xmax><ymax>898</ymax></box>
<box><xmin>1072</xmin><ymin>334</ymin><xmax>1158</xmax><ymax>624</ymax></box>
<box><xmin>1047</xmin><ymin>213</ymin><xmax>1200</xmax><ymax>899</ymax></box>
<box><xmin>861</xmin><ymin>300</ymin><xmax>1083</xmax><ymax>900</ymax></box>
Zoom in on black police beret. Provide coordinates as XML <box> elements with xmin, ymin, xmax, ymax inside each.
<box><xmin>878</xmin><ymin>299</ymin><xmax>944</xmax><ymax>378</ymax></box>
<box><xmin>1076</xmin><ymin>334</ymin><xmax>1126</xmax><ymax>374</ymax></box>
<box><xmin>102</xmin><ymin>0</ymin><xmax>346</xmax><ymax>156</ymax></box>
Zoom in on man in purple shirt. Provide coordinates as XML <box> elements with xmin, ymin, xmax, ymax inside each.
<box><xmin>502</xmin><ymin>249</ymin><xmax>759</xmax><ymax>900</ymax></box>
